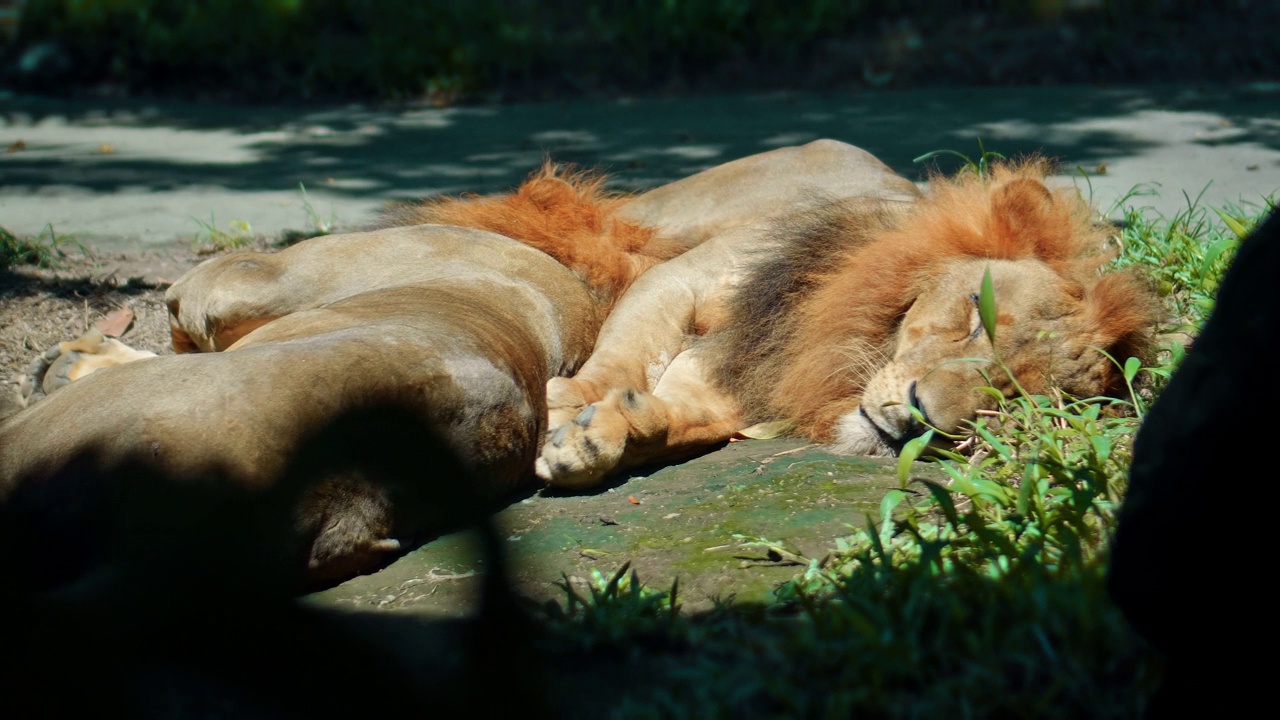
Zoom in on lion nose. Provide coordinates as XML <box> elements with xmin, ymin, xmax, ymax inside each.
<box><xmin>906</xmin><ymin>381</ymin><xmax>932</xmax><ymax>434</ymax></box>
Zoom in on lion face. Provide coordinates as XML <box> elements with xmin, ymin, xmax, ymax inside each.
<box><xmin>833</xmin><ymin>257</ymin><xmax>1106</xmax><ymax>455</ymax></box>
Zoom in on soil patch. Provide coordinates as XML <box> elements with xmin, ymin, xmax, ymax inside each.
<box><xmin>1</xmin><ymin>242</ymin><xmax>237</xmax><ymax>401</ymax></box>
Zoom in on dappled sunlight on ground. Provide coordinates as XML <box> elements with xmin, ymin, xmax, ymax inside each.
<box><xmin>1</xmin><ymin>83</ymin><xmax>1278</xmax><ymax>250</ymax></box>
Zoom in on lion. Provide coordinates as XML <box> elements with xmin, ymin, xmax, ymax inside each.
<box><xmin>536</xmin><ymin>158</ymin><xmax>1162</xmax><ymax>489</ymax></box>
<box><xmin>0</xmin><ymin>139</ymin><xmax>916</xmax><ymax>585</ymax></box>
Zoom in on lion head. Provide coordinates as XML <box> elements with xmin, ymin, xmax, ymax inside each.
<box><xmin>715</xmin><ymin>158</ymin><xmax>1161</xmax><ymax>456</ymax></box>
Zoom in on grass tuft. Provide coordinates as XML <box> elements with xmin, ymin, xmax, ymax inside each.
<box><xmin>0</xmin><ymin>224</ymin><xmax>93</xmax><ymax>270</ymax></box>
<box><xmin>190</xmin><ymin>214</ymin><xmax>255</xmax><ymax>255</ymax></box>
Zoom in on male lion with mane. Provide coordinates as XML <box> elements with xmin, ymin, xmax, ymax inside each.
<box><xmin>537</xmin><ymin>158</ymin><xmax>1162</xmax><ymax>488</ymax></box>
<box><xmin>0</xmin><ymin>140</ymin><xmax>916</xmax><ymax>586</ymax></box>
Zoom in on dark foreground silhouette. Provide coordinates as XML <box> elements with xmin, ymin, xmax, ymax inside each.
<box><xmin>1109</xmin><ymin>208</ymin><xmax>1280</xmax><ymax>716</ymax></box>
<box><xmin>0</xmin><ymin>403</ymin><xmax>552</xmax><ymax>718</ymax></box>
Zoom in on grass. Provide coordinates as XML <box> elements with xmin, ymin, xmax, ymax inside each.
<box><xmin>190</xmin><ymin>214</ymin><xmax>255</xmax><ymax>254</ymax></box>
<box><xmin>192</xmin><ymin>183</ymin><xmax>339</xmax><ymax>252</ymax></box>
<box><xmin>532</xmin><ymin>168</ymin><xmax>1277</xmax><ymax>716</ymax></box>
<box><xmin>0</xmin><ymin>223</ymin><xmax>92</xmax><ymax>270</ymax></box>
<box><xmin>277</xmin><ymin>182</ymin><xmax>338</xmax><ymax>247</ymax></box>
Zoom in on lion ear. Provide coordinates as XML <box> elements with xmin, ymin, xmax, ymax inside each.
<box><xmin>987</xmin><ymin>178</ymin><xmax>1058</xmax><ymax>257</ymax></box>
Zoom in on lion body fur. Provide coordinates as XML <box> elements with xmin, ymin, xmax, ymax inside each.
<box><xmin>610</xmin><ymin>138</ymin><xmax>922</xmax><ymax>249</ymax></box>
<box><xmin>1</xmin><ymin>225</ymin><xmax>601</xmax><ymax>584</ymax></box>
<box><xmin>536</xmin><ymin>159</ymin><xmax>1161</xmax><ymax>488</ymax></box>
<box><xmin>0</xmin><ymin>139</ymin><xmax>912</xmax><ymax>585</ymax></box>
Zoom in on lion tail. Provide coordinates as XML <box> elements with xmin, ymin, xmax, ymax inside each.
<box><xmin>376</xmin><ymin>163</ymin><xmax>682</xmax><ymax>302</ymax></box>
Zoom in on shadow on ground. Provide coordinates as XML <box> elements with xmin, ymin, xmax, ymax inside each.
<box><xmin>3</xmin><ymin>83</ymin><xmax>1279</xmax><ymax>243</ymax></box>
<box><xmin>312</xmin><ymin>438</ymin><xmax>943</xmax><ymax>617</ymax></box>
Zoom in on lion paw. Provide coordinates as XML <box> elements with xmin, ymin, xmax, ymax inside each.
<box><xmin>537</xmin><ymin>387</ymin><xmax>670</xmax><ymax>489</ymax></box>
<box><xmin>546</xmin><ymin>376</ymin><xmax>592</xmax><ymax>431</ymax></box>
<box><xmin>16</xmin><ymin>329</ymin><xmax>156</xmax><ymax>408</ymax></box>
<box><xmin>536</xmin><ymin>401</ymin><xmax>631</xmax><ymax>490</ymax></box>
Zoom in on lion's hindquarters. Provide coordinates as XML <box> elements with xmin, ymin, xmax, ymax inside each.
<box><xmin>164</xmin><ymin>225</ymin><xmax>598</xmax><ymax>354</ymax></box>
<box><xmin>1</xmin><ymin>280</ymin><xmax>584</xmax><ymax>585</ymax></box>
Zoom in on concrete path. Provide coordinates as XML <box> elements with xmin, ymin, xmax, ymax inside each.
<box><xmin>3</xmin><ymin>82</ymin><xmax>1279</xmax><ymax>252</ymax></box>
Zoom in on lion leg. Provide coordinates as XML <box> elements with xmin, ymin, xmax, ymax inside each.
<box><xmin>543</xmin><ymin>223</ymin><xmax>770</xmax><ymax>433</ymax></box>
<box><xmin>545</xmin><ymin>376</ymin><xmax>598</xmax><ymax>432</ymax></box>
<box><xmin>536</xmin><ymin>346</ymin><xmax>743</xmax><ymax>490</ymax></box>
<box><xmin>542</xmin><ymin>276</ymin><xmax>696</xmax><ymax>432</ymax></box>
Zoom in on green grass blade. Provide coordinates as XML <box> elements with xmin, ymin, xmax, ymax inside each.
<box><xmin>1212</xmin><ymin>206</ymin><xmax>1251</xmax><ymax>239</ymax></box>
<box><xmin>1197</xmin><ymin>234</ymin><xmax>1239</xmax><ymax>283</ymax></box>
<box><xmin>978</xmin><ymin>264</ymin><xmax>998</xmax><ymax>343</ymax></box>
<box><xmin>897</xmin><ymin>430</ymin><xmax>935</xmax><ymax>486</ymax></box>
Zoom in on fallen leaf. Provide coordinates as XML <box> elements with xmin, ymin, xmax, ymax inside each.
<box><xmin>94</xmin><ymin>307</ymin><xmax>135</xmax><ymax>338</ymax></box>
<box><xmin>628</xmin><ymin>496</ymin><xmax>640</xmax><ymax>505</ymax></box>
<box><xmin>98</xmin><ymin>142</ymin><xmax>114</xmax><ymax>154</ymax></box>
<box><xmin>735</xmin><ymin>419</ymin><xmax>795</xmax><ymax>440</ymax></box>
<box><xmin>7</xmin><ymin>139</ymin><xmax>25</xmax><ymax>153</ymax></box>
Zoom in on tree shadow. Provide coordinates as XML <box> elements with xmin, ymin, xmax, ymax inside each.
<box><xmin>3</xmin><ymin>83</ymin><xmax>1278</xmax><ymax>210</ymax></box>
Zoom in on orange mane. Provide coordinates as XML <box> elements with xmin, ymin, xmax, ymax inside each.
<box><xmin>376</xmin><ymin>163</ymin><xmax>684</xmax><ymax>305</ymax></box>
<box><xmin>717</xmin><ymin>158</ymin><xmax>1160</xmax><ymax>440</ymax></box>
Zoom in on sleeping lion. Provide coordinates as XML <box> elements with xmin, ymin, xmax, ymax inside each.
<box><xmin>0</xmin><ymin>139</ymin><xmax>917</xmax><ymax>585</ymax></box>
<box><xmin>536</xmin><ymin>158</ymin><xmax>1161</xmax><ymax>488</ymax></box>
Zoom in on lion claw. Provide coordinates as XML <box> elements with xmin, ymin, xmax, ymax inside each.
<box><xmin>537</xmin><ymin>400</ymin><xmax>626</xmax><ymax>490</ymax></box>
<box><xmin>550</xmin><ymin>423</ymin><xmax>572</xmax><ymax>447</ymax></box>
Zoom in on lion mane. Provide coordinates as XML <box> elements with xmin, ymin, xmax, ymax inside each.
<box><xmin>374</xmin><ymin>162</ymin><xmax>686</xmax><ymax>304</ymax></box>
<box><xmin>712</xmin><ymin>158</ymin><xmax>1162</xmax><ymax>441</ymax></box>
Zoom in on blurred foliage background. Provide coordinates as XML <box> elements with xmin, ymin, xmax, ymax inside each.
<box><xmin>1</xmin><ymin>0</ymin><xmax>1277</xmax><ymax>103</ymax></box>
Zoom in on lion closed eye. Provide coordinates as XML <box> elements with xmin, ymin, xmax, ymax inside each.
<box><xmin>538</xmin><ymin>154</ymin><xmax>1161</xmax><ymax>488</ymax></box>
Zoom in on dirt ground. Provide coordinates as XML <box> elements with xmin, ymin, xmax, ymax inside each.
<box><xmin>0</xmin><ymin>243</ymin><xmax>238</xmax><ymax>404</ymax></box>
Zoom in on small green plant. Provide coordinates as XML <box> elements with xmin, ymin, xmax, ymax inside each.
<box><xmin>298</xmin><ymin>182</ymin><xmax>336</xmax><ymax>236</ymax></box>
<box><xmin>277</xmin><ymin>183</ymin><xmax>338</xmax><ymax>247</ymax></box>
<box><xmin>1</xmin><ymin>225</ymin><xmax>25</xmax><ymax>270</ymax></box>
<box><xmin>914</xmin><ymin>139</ymin><xmax>1008</xmax><ymax>176</ymax></box>
<box><xmin>191</xmin><ymin>214</ymin><xmax>255</xmax><ymax>253</ymax></box>
<box><xmin>1</xmin><ymin>224</ymin><xmax>92</xmax><ymax>270</ymax></box>
<box><xmin>541</xmin><ymin>562</ymin><xmax>680</xmax><ymax>652</ymax></box>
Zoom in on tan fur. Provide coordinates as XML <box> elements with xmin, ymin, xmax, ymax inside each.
<box><xmin>537</xmin><ymin>158</ymin><xmax>1161</xmax><ymax>489</ymax></box>
<box><xmin>612</xmin><ymin>138</ymin><xmax>922</xmax><ymax>249</ymax></box>
<box><xmin>1</xmin><ymin>140</ymin><xmax>914</xmax><ymax>584</ymax></box>
<box><xmin>1</xmin><ymin>226</ymin><xmax>604</xmax><ymax>584</ymax></box>
<box><xmin>6</xmin><ymin>329</ymin><xmax>157</xmax><ymax>417</ymax></box>
<box><xmin>748</xmin><ymin>160</ymin><xmax>1153</xmax><ymax>440</ymax></box>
